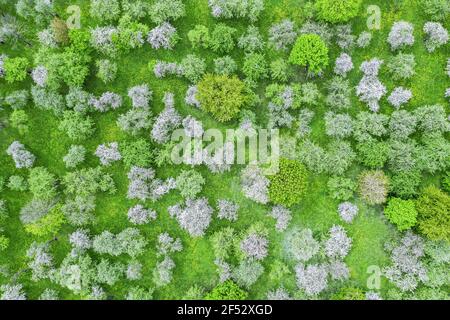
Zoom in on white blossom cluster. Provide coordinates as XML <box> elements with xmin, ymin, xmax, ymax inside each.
<box><xmin>338</xmin><ymin>202</ymin><xmax>359</xmax><ymax>223</ymax></box>
<box><xmin>240</xmin><ymin>233</ymin><xmax>269</xmax><ymax>260</ymax></box>
<box><xmin>324</xmin><ymin>225</ymin><xmax>352</xmax><ymax>260</ymax></box>
<box><xmin>168</xmin><ymin>198</ymin><xmax>213</xmax><ymax>237</ymax></box>
<box><xmin>37</xmin><ymin>28</ymin><xmax>57</xmax><ymax>48</ymax></box>
<box><xmin>127</xmin><ymin>166</ymin><xmax>175</xmax><ymax>202</ymax></box>
<box><xmin>423</xmin><ymin>22</ymin><xmax>449</xmax><ymax>53</ymax></box>
<box><xmin>185</xmin><ymin>85</ymin><xmax>200</xmax><ymax>108</ymax></box>
<box><xmin>147</xmin><ymin>22</ymin><xmax>178</xmax><ymax>50</ymax></box>
<box><xmin>383</xmin><ymin>232</ymin><xmax>428</xmax><ymax>292</ymax></box>
<box><xmin>89</xmin><ymin>92</ymin><xmax>123</xmax><ymax>112</ymax></box>
<box><xmin>151</xmin><ymin>92</ymin><xmax>182</xmax><ymax>144</ymax></box>
<box><xmin>334</xmin><ymin>53</ymin><xmax>354</xmax><ymax>77</ymax></box>
<box><xmin>95</xmin><ymin>142</ymin><xmax>122</xmax><ymax>166</ymax></box>
<box><xmin>26</xmin><ymin>242</ymin><xmax>54</xmax><ymax>282</ymax></box>
<box><xmin>31</xmin><ymin>65</ymin><xmax>48</xmax><ymax>87</ymax></box>
<box><xmin>208</xmin><ymin>0</ymin><xmax>264</xmax><ymax>22</ymax></box>
<box><xmin>69</xmin><ymin>229</ymin><xmax>92</xmax><ymax>256</ymax></box>
<box><xmin>90</xmin><ymin>26</ymin><xmax>117</xmax><ymax>55</ymax></box>
<box><xmin>182</xmin><ymin>116</ymin><xmax>204</xmax><ymax>138</ymax></box>
<box><xmin>127</xmin><ymin>204</ymin><xmax>157</xmax><ymax>225</ymax></box>
<box><xmin>268</xmin><ymin>205</ymin><xmax>292</xmax><ymax>232</ymax></box>
<box><xmin>217</xmin><ymin>199</ymin><xmax>239</xmax><ymax>221</ymax></box>
<box><xmin>156</xmin><ymin>232</ymin><xmax>183</xmax><ymax>257</ymax></box>
<box><xmin>241</xmin><ymin>164</ymin><xmax>269</xmax><ymax>204</ymax></box>
<box><xmin>268</xmin><ymin>19</ymin><xmax>297</xmax><ymax>51</ymax></box>
<box><xmin>388</xmin><ymin>21</ymin><xmax>415</xmax><ymax>51</ymax></box>
<box><xmin>6</xmin><ymin>141</ymin><xmax>36</xmax><ymax>169</ymax></box>
<box><xmin>295</xmin><ymin>263</ymin><xmax>329</xmax><ymax>296</ymax></box>
<box><xmin>128</xmin><ymin>84</ymin><xmax>152</xmax><ymax>109</ymax></box>
<box><xmin>153</xmin><ymin>61</ymin><xmax>183</xmax><ymax>78</ymax></box>
<box><xmin>356</xmin><ymin>59</ymin><xmax>387</xmax><ymax>112</ymax></box>
<box><xmin>214</xmin><ymin>258</ymin><xmax>232</xmax><ymax>283</ymax></box>
<box><xmin>388</xmin><ymin>87</ymin><xmax>413</xmax><ymax>109</ymax></box>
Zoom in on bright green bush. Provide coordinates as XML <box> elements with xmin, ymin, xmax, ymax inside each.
<box><xmin>187</xmin><ymin>25</ymin><xmax>210</xmax><ymax>49</ymax></box>
<box><xmin>4</xmin><ymin>57</ymin><xmax>29</xmax><ymax>83</ymax></box>
<box><xmin>315</xmin><ymin>0</ymin><xmax>362</xmax><ymax>24</ymax></box>
<box><xmin>327</xmin><ymin>176</ymin><xmax>357</xmax><ymax>201</ymax></box>
<box><xmin>24</xmin><ymin>204</ymin><xmax>65</xmax><ymax>237</ymax></box>
<box><xmin>289</xmin><ymin>34</ymin><xmax>329</xmax><ymax>75</ymax></box>
<box><xmin>176</xmin><ymin>170</ymin><xmax>205</xmax><ymax>199</ymax></box>
<box><xmin>384</xmin><ymin>198</ymin><xmax>418</xmax><ymax>231</ymax></box>
<box><xmin>204</xmin><ymin>281</ymin><xmax>248</xmax><ymax>300</ymax></box>
<box><xmin>416</xmin><ymin>186</ymin><xmax>450</xmax><ymax>242</ymax></box>
<box><xmin>121</xmin><ymin>139</ymin><xmax>153</xmax><ymax>168</ymax></box>
<box><xmin>269</xmin><ymin>159</ymin><xmax>308</xmax><ymax>207</ymax></box>
<box><xmin>332</xmin><ymin>287</ymin><xmax>365</xmax><ymax>300</ymax></box>
<box><xmin>209</xmin><ymin>23</ymin><xmax>236</xmax><ymax>53</ymax></box>
<box><xmin>356</xmin><ymin>140</ymin><xmax>390</xmax><ymax>169</ymax></box>
<box><xmin>197</xmin><ymin>74</ymin><xmax>249</xmax><ymax>122</ymax></box>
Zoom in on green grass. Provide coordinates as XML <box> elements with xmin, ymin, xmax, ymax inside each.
<box><xmin>0</xmin><ymin>0</ymin><xmax>448</xmax><ymax>300</ymax></box>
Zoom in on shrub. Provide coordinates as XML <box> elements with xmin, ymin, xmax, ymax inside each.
<box><xmin>197</xmin><ymin>74</ymin><xmax>249</xmax><ymax>122</ymax></box>
<box><xmin>3</xmin><ymin>57</ymin><xmax>29</xmax><ymax>83</ymax></box>
<box><xmin>416</xmin><ymin>186</ymin><xmax>450</xmax><ymax>242</ymax></box>
<box><xmin>387</xmin><ymin>53</ymin><xmax>416</xmax><ymax>80</ymax></box>
<box><xmin>232</xmin><ymin>259</ymin><xmax>264</xmax><ymax>288</ymax></box>
<box><xmin>268</xmin><ymin>19</ymin><xmax>297</xmax><ymax>51</ymax></box>
<box><xmin>238</xmin><ymin>25</ymin><xmax>265</xmax><ymax>53</ymax></box>
<box><xmin>180</xmin><ymin>54</ymin><xmax>206</xmax><ymax>83</ymax></box>
<box><xmin>420</xmin><ymin>0</ymin><xmax>450</xmax><ymax>21</ymax></box>
<box><xmin>241</xmin><ymin>164</ymin><xmax>270</xmax><ymax>204</ymax></box>
<box><xmin>356</xmin><ymin>139</ymin><xmax>390</xmax><ymax>169</ymax></box>
<box><xmin>150</xmin><ymin>0</ymin><xmax>185</xmax><ymax>24</ymax></box>
<box><xmin>289</xmin><ymin>34</ymin><xmax>329</xmax><ymax>75</ymax></box>
<box><xmin>90</xmin><ymin>0</ymin><xmax>120</xmax><ymax>22</ymax></box>
<box><xmin>242</xmin><ymin>53</ymin><xmax>268</xmax><ymax>83</ymax></box>
<box><xmin>205</xmin><ymin>281</ymin><xmax>247</xmax><ymax>300</ymax></box>
<box><xmin>384</xmin><ymin>198</ymin><xmax>418</xmax><ymax>231</ymax></box>
<box><xmin>338</xmin><ymin>202</ymin><xmax>359</xmax><ymax>223</ymax></box>
<box><xmin>147</xmin><ymin>22</ymin><xmax>179</xmax><ymax>50</ymax></box>
<box><xmin>270</xmin><ymin>59</ymin><xmax>290</xmax><ymax>82</ymax></box>
<box><xmin>332</xmin><ymin>287</ymin><xmax>365</xmax><ymax>300</ymax></box>
<box><xmin>6</xmin><ymin>141</ymin><xmax>35</xmax><ymax>169</ymax></box>
<box><xmin>283</xmin><ymin>228</ymin><xmax>319</xmax><ymax>262</ymax></box>
<box><xmin>390</xmin><ymin>170</ymin><xmax>422</xmax><ymax>199</ymax></box>
<box><xmin>315</xmin><ymin>0</ymin><xmax>362</xmax><ymax>23</ymax></box>
<box><xmin>358</xmin><ymin>170</ymin><xmax>389</xmax><ymax>205</ymax></box>
<box><xmin>24</xmin><ymin>204</ymin><xmax>65</xmax><ymax>237</ymax></box>
<box><xmin>214</xmin><ymin>56</ymin><xmax>237</xmax><ymax>75</ymax></box>
<box><xmin>176</xmin><ymin>170</ymin><xmax>205</xmax><ymax>199</ymax></box>
<box><xmin>423</xmin><ymin>22</ymin><xmax>449</xmax><ymax>53</ymax></box>
<box><xmin>269</xmin><ymin>159</ymin><xmax>308</xmax><ymax>207</ymax></box>
<box><xmin>117</xmin><ymin>109</ymin><xmax>152</xmax><ymax>136</ymax></box>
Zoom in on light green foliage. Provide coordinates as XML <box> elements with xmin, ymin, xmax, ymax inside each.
<box><xmin>289</xmin><ymin>34</ymin><xmax>329</xmax><ymax>74</ymax></box>
<box><xmin>4</xmin><ymin>57</ymin><xmax>29</xmax><ymax>83</ymax></box>
<box><xmin>315</xmin><ymin>0</ymin><xmax>363</xmax><ymax>23</ymax></box>
<box><xmin>384</xmin><ymin>198</ymin><xmax>418</xmax><ymax>231</ymax></box>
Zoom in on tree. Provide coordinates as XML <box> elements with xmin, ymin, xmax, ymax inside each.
<box><xmin>358</xmin><ymin>170</ymin><xmax>389</xmax><ymax>205</ymax></box>
<box><xmin>197</xmin><ymin>74</ymin><xmax>249</xmax><ymax>122</ymax></box>
<box><xmin>356</xmin><ymin>139</ymin><xmax>389</xmax><ymax>168</ymax></box>
<box><xmin>153</xmin><ymin>256</ymin><xmax>175</xmax><ymax>287</ymax></box>
<box><xmin>209</xmin><ymin>23</ymin><xmax>236</xmax><ymax>53</ymax></box>
<box><xmin>63</xmin><ymin>167</ymin><xmax>116</xmax><ymax>197</ymax></box>
<box><xmin>283</xmin><ymin>227</ymin><xmax>320</xmax><ymax>262</ymax></box>
<box><xmin>387</xmin><ymin>21</ymin><xmax>415</xmax><ymax>51</ymax></box>
<box><xmin>325</xmin><ymin>76</ymin><xmax>352</xmax><ymax>110</ymax></box>
<box><xmin>23</xmin><ymin>203</ymin><xmax>65</xmax><ymax>237</ymax></box>
<box><xmin>63</xmin><ymin>145</ymin><xmax>86</xmax><ymax>169</ymax></box>
<box><xmin>268</xmin><ymin>159</ymin><xmax>308</xmax><ymax>207</ymax></box>
<box><xmin>423</xmin><ymin>22</ymin><xmax>449</xmax><ymax>53</ymax></box>
<box><xmin>96</xmin><ymin>59</ymin><xmax>117</xmax><ymax>84</ymax></box>
<box><xmin>180</xmin><ymin>54</ymin><xmax>206</xmax><ymax>83</ymax></box>
<box><xmin>1</xmin><ymin>284</ymin><xmax>26</xmax><ymax>300</ymax></box>
<box><xmin>240</xmin><ymin>229</ymin><xmax>269</xmax><ymax>260</ymax></box>
<box><xmin>127</xmin><ymin>204</ymin><xmax>156</xmax><ymax>225</ymax></box>
<box><xmin>268</xmin><ymin>19</ymin><xmax>297</xmax><ymax>51</ymax></box>
<box><xmin>242</xmin><ymin>53</ymin><xmax>268</xmax><ymax>83</ymax></box>
<box><xmin>416</xmin><ymin>186</ymin><xmax>450</xmax><ymax>242</ymax></box>
<box><xmin>7</xmin><ymin>175</ymin><xmax>28</xmax><ymax>192</ymax></box>
<box><xmin>147</xmin><ymin>22</ymin><xmax>179</xmax><ymax>50</ymax></box>
<box><xmin>327</xmin><ymin>177</ymin><xmax>357</xmax><ymax>201</ymax></box>
<box><xmin>95</xmin><ymin>142</ymin><xmax>122</xmax><ymax>166</ymax></box>
<box><xmin>232</xmin><ymin>259</ymin><xmax>264</xmax><ymax>288</ymax></box>
<box><xmin>58</xmin><ymin>111</ymin><xmax>95</xmax><ymax>141</ymax></box>
<box><xmin>241</xmin><ymin>164</ymin><xmax>270</xmax><ymax>204</ymax></box>
<box><xmin>338</xmin><ymin>202</ymin><xmax>359</xmax><ymax>223</ymax></box>
<box><xmin>120</xmin><ymin>139</ymin><xmax>153</xmax><ymax>167</ymax></box>
<box><xmin>128</xmin><ymin>84</ymin><xmax>152</xmax><ymax>109</ymax></box>
<box><xmin>315</xmin><ymin>0</ymin><xmax>362</xmax><ymax>23</ymax></box>
<box><xmin>51</xmin><ymin>17</ymin><xmax>69</xmax><ymax>45</ymax></box>
<box><xmin>66</xmin><ymin>87</ymin><xmax>93</xmax><ymax>114</ymax></box>
<box><xmin>420</xmin><ymin>0</ymin><xmax>450</xmax><ymax>21</ymax></box>
<box><xmin>324</xmin><ymin>112</ymin><xmax>353</xmax><ymax>139</ymax></box>
<box><xmin>89</xmin><ymin>92</ymin><xmax>122</xmax><ymax>112</ymax></box>
<box><xmin>96</xmin><ymin>259</ymin><xmax>124</xmax><ymax>286</ymax></box>
<box><xmin>169</xmin><ymin>198</ymin><xmax>213</xmax><ymax>237</ymax></box>
<box><xmin>238</xmin><ymin>25</ymin><xmax>265</xmax><ymax>53</ymax></box>
<box><xmin>204</xmin><ymin>281</ymin><xmax>247</xmax><ymax>300</ymax></box>
<box><xmin>270</xmin><ymin>58</ymin><xmax>290</xmax><ymax>82</ymax></box>
<box><xmin>384</xmin><ymin>198</ymin><xmax>418</xmax><ymax>231</ymax></box>
<box><xmin>28</xmin><ymin>167</ymin><xmax>57</xmax><ymax>200</ymax></box>
<box><xmin>207</xmin><ymin>0</ymin><xmax>264</xmax><ymax>22</ymax></box>
<box><xmin>387</xmin><ymin>53</ymin><xmax>416</xmax><ymax>80</ymax></box>
<box><xmin>10</xmin><ymin>110</ymin><xmax>29</xmax><ymax>135</ymax></box>
<box><xmin>62</xmin><ymin>196</ymin><xmax>96</xmax><ymax>226</ymax></box>
<box><xmin>187</xmin><ymin>25</ymin><xmax>209</xmax><ymax>49</ymax></box>
<box><xmin>295</xmin><ymin>263</ymin><xmax>328</xmax><ymax>296</ymax></box>
<box><xmin>150</xmin><ymin>0</ymin><xmax>186</xmax><ymax>24</ymax></box>
<box><xmin>3</xmin><ymin>57</ymin><xmax>29</xmax><ymax>83</ymax></box>
<box><xmin>176</xmin><ymin>170</ymin><xmax>205</xmax><ymax>199</ymax></box>
<box><xmin>90</xmin><ymin>0</ymin><xmax>121</xmax><ymax>22</ymax></box>
<box><xmin>217</xmin><ymin>200</ymin><xmax>239</xmax><ymax>222</ymax></box>
<box><xmin>334</xmin><ymin>53</ymin><xmax>354</xmax><ymax>77</ymax></box>
<box><xmin>324</xmin><ymin>225</ymin><xmax>352</xmax><ymax>259</ymax></box>
<box><xmin>117</xmin><ymin>109</ymin><xmax>152</xmax><ymax>136</ymax></box>
<box><xmin>388</xmin><ymin>87</ymin><xmax>413</xmax><ymax>109</ymax></box>
<box><xmin>4</xmin><ymin>90</ymin><xmax>29</xmax><ymax>109</ymax></box>
<box><xmin>289</xmin><ymin>34</ymin><xmax>329</xmax><ymax>75</ymax></box>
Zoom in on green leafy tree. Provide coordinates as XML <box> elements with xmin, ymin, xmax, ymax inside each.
<box><xmin>384</xmin><ymin>198</ymin><xmax>418</xmax><ymax>231</ymax></box>
<box><xmin>197</xmin><ymin>74</ymin><xmax>249</xmax><ymax>122</ymax></box>
<box><xmin>120</xmin><ymin>139</ymin><xmax>153</xmax><ymax>168</ymax></box>
<box><xmin>4</xmin><ymin>57</ymin><xmax>29</xmax><ymax>83</ymax></box>
<box><xmin>416</xmin><ymin>186</ymin><xmax>450</xmax><ymax>242</ymax></box>
<box><xmin>204</xmin><ymin>281</ymin><xmax>248</xmax><ymax>300</ymax></box>
<box><xmin>315</xmin><ymin>0</ymin><xmax>362</xmax><ymax>23</ymax></box>
<box><xmin>9</xmin><ymin>110</ymin><xmax>29</xmax><ymax>135</ymax></box>
<box><xmin>176</xmin><ymin>170</ymin><xmax>205</xmax><ymax>199</ymax></box>
<box><xmin>289</xmin><ymin>34</ymin><xmax>329</xmax><ymax>75</ymax></box>
<box><xmin>269</xmin><ymin>159</ymin><xmax>308</xmax><ymax>207</ymax></box>
<box><xmin>28</xmin><ymin>167</ymin><xmax>58</xmax><ymax>200</ymax></box>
